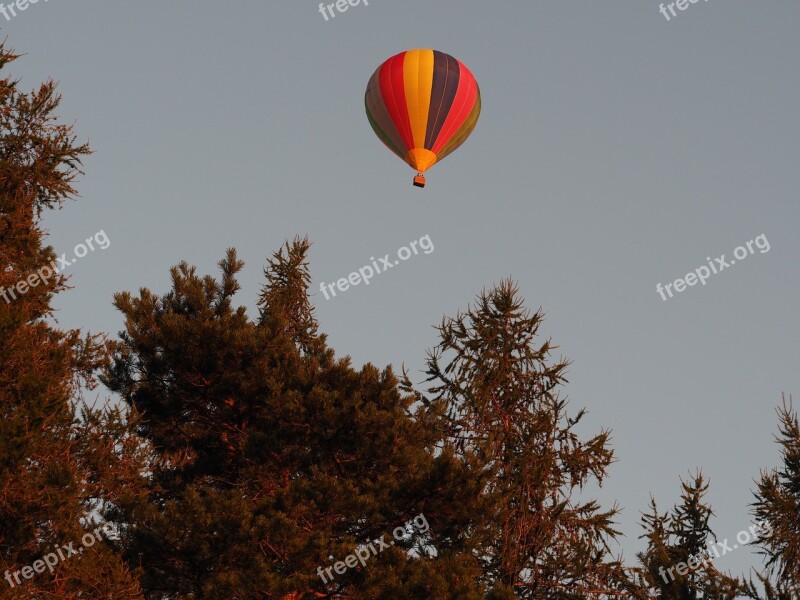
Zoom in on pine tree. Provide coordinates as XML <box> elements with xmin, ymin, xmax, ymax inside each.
<box><xmin>741</xmin><ymin>572</ymin><xmax>795</xmax><ymax>600</ymax></box>
<box><xmin>637</xmin><ymin>472</ymin><xmax>742</xmax><ymax>599</ymax></box>
<box><xmin>104</xmin><ymin>242</ymin><xmax>483</xmax><ymax>599</ymax></box>
<box><xmin>0</xmin><ymin>42</ymin><xmax>142</xmax><ymax>599</ymax></box>
<box><xmin>257</xmin><ymin>236</ymin><xmax>321</xmax><ymax>356</ymax></box>
<box><xmin>742</xmin><ymin>396</ymin><xmax>800</xmax><ymax>598</ymax></box>
<box><xmin>637</xmin><ymin>497</ymin><xmax>675</xmax><ymax>596</ymax></box>
<box><xmin>411</xmin><ymin>279</ymin><xmax>635</xmax><ymax>598</ymax></box>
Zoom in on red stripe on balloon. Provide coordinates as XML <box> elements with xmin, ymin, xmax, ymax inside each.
<box><xmin>379</xmin><ymin>52</ymin><xmax>414</xmax><ymax>152</ymax></box>
<box><xmin>431</xmin><ymin>60</ymin><xmax>478</xmax><ymax>155</ymax></box>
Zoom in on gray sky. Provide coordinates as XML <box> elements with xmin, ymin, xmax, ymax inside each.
<box><xmin>5</xmin><ymin>0</ymin><xmax>799</xmax><ymax>581</ymax></box>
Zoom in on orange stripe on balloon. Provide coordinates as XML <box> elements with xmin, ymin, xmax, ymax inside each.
<box><xmin>402</xmin><ymin>49</ymin><xmax>434</xmax><ymax>150</ymax></box>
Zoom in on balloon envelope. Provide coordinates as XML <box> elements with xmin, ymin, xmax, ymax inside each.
<box><xmin>365</xmin><ymin>49</ymin><xmax>481</xmax><ymax>183</ymax></box>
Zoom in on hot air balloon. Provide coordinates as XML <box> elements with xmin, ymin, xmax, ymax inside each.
<box><xmin>365</xmin><ymin>49</ymin><xmax>481</xmax><ymax>188</ymax></box>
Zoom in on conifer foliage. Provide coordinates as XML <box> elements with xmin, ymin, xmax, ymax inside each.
<box><xmin>742</xmin><ymin>397</ymin><xmax>800</xmax><ymax>599</ymax></box>
<box><xmin>104</xmin><ymin>241</ymin><xmax>482</xmax><ymax>599</ymax></box>
<box><xmin>0</xmin><ymin>43</ymin><xmax>143</xmax><ymax>599</ymax></box>
<box><xmin>5</xmin><ymin>38</ymin><xmax>800</xmax><ymax>600</ymax></box>
<box><xmin>412</xmin><ymin>279</ymin><xmax>634</xmax><ymax>598</ymax></box>
<box><xmin>637</xmin><ymin>473</ymin><xmax>742</xmax><ymax>598</ymax></box>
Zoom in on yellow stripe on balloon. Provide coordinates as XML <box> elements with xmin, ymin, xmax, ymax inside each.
<box><xmin>403</xmin><ymin>49</ymin><xmax>434</xmax><ymax>151</ymax></box>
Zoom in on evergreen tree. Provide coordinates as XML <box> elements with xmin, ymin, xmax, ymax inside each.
<box><xmin>741</xmin><ymin>572</ymin><xmax>795</xmax><ymax>600</ymax></box>
<box><xmin>411</xmin><ymin>279</ymin><xmax>635</xmax><ymax>598</ymax></box>
<box><xmin>104</xmin><ymin>242</ymin><xmax>482</xmax><ymax>599</ymax></box>
<box><xmin>637</xmin><ymin>473</ymin><xmax>742</xmax><ymax>599</ymax></box>
<box><xmin>256</xmin><ymin>236</ymin><xmax>321</xmax><ymax>356</ymax></box>
<box><xmin>742</xmin><ymin>396</ymin><xmax>800</xmax><ymax>599</ymax></box>
<box><xmin>0</xmin><ymin>43</ymin><xmax>142</xmax><ymax>599</ymax></box>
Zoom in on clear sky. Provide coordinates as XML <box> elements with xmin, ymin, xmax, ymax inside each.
<box><xmin>4</xmin><ymin>0</ymin><xmax>799</xmax><ymax>581</ymax></box>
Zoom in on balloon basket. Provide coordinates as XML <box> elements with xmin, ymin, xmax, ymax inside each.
<box><xmin>413</xmin><ymin>174</ymin><xmax>426</xmax><ymax>188</ymax></box>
